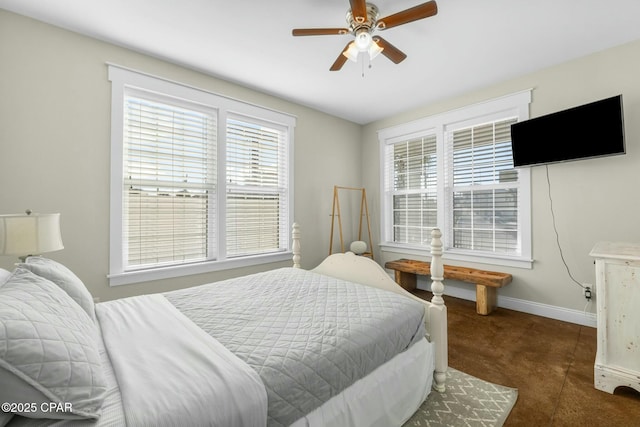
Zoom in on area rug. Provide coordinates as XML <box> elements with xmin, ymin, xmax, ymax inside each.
<box><xmin>403</xmin><ymin>368</ymin><xmax>518</xmax><ymax>427</ymax></box>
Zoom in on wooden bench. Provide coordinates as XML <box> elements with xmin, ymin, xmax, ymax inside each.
<box><xmin>384</xmin><ymin>259</ymin><xmax>512</xmax><ymax>315</ymax></box>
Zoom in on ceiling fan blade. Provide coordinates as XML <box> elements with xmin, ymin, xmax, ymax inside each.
<box><xmin>292</xmin><ymin>28</ymin><xmax>350</xmax><ymax>36</ymax></box>
<box><xmin>373</xmin><ymin>37</ymin><xmax>407</xmax><ymax>64</ymax></box>
<box><xmin>376</xmin><ymin>1</ymin><xmax>438</xmax><ymax>30</ymax></box>
<box><xmin>330</xmin><ymin>43</ymin><xmax>352</xmax><ymax>71</ymax></box>
<box><xmin>349</xmin><ymin>0</ymin><xmax>368</xmax><ymax>23</ymax></box>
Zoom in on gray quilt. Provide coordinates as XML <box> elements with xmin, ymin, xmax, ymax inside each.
<box><xmin>164</xmin><ymin>267</ymin><xmax>426</xmax><ymax>427</ymax></box>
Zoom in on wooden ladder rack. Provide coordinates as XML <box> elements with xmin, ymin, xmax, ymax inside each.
<box><xmin>329</xmin><ymin>186</ymin><xmax>374</xmax><ymax>260</ymax></box>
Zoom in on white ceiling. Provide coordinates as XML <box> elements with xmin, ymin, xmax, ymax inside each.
<box><xmin>2</xmin><ymin>0</ymin><xmax>640</xmax><ymax>124</ymax></box>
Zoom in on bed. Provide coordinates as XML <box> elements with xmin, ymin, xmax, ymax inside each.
<box><xmin>0</xmin><ymin>225</ymin><xmax>448</xmax><ymax>427</ymax></box>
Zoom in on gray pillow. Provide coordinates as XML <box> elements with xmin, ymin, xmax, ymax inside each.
<box><xmin>19</xmin><ymin>256</ymin><xmax>96</xmax><ymax>321</ymax></box>
<box><xmin>0</xmin><ymin>268</ymin><xmax>106</xmax><ymax>420</ymax></box>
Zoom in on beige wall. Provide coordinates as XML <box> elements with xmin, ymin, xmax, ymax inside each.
<box><xmin>2</xmin><ymin>9</ymin><xmax>640</xmax><ymax>317</ymax></box>
<box><xmin>0</xmin><ymin>10</ymin><xmax>362</xmax><ymax>301</ymax></box>
<box><xmin>362</xmin><ymin>39</ymin><xmax>640</xmax><ymax>314</ymax></box>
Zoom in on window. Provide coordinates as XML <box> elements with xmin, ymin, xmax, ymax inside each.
<box><xmin>380</xmin><ymin>91</ymin><xmax>532</xmax><ymax>268</ymax></box>
<box><xmin>123</xmin><ymin>92</ymin><xmax>217</xmax><ymax>269</ymax></box>
<box><xmin>108</xmin><ymin>65</ymin><xmax>295</xmax><ymax>285</ymax></box>
<box><xmin>390</xmin><ymin>134</ymin><xmax>438</xmax><ymax>245</ymax></box>
<box><xmin>225</xmin><ymin>116</ymin><xmax>290</xmax><ymax>257</ymax></box>
<box><xmin>447</xmin><ymin>119</ymin><xmax>519</xmax><ymax>254</ymax></box>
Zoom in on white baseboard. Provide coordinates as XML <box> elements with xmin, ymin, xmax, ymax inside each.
<box><xmin>415</xmin><ymin>278</ymin><xmax>597</xmax><ymax>328</ymax></box>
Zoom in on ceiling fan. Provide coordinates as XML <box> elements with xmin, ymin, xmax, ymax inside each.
<box><xmin>292</xmin><ymin>0</ymin><xmax>438</xmax><ymax>71</ymax></box>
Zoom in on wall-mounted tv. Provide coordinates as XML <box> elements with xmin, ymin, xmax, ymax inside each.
<box><xmin>510</xmin><ymin>95</ymin><xmax>625</xmax><ymax>167</ymax></box>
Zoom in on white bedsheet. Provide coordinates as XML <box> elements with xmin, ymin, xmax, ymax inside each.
<box><xmin>95</xmin><ymin>294</ymin><xmax>267</xmax><ymax>427</ymax></box>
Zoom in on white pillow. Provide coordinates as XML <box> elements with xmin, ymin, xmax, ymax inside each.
<box><xmin>19</xmin><ymin>257</ymin><xmax>96</xmax><ymax>322</ymax></box>
<box><xmin>0</xmin><ymin>268</ymin><xmax>106</xmax><ymax>420</ymax></box>
<box><xmin>0</xmin><ymin>268</ymin><xmax>10</xmax><ymax>286</ymax></box>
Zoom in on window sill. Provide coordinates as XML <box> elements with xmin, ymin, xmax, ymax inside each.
<box><xmin>380</xmin><ymin>243</ymin><xmax>533</xmax><ymax>270</ymax></box>
<box><xmin>108</xmin><ymin>251</ymin><xmax>294</xmax><ymax>286</ymax></box>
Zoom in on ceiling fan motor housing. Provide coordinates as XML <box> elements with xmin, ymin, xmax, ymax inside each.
<box><xmin>346</xmin><ymin>3</ymin><xmax>379</xmax><ymax>35</ymax></box>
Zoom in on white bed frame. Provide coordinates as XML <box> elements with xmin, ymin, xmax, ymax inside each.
<box><xmin>291</xmin><ymin>223</ymin><xmax>448</xmax><ymax>393</ymax></box>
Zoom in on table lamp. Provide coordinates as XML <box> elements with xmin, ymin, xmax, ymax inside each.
<box><xmin>0</xmin><ymin>210</ymin><xmax>64</xmax><ymax>261</ymax></box>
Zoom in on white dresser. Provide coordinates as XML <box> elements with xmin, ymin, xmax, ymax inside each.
<box><xmin>590</xmin><ymin>242</ymin><xmax>640</xmax><ymax>394</ymax></box>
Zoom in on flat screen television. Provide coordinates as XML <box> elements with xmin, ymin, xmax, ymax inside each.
<box><xmin>510</xmin><ymin>95</ymin><xmax>625</xmax><ymax>167</ymax></box>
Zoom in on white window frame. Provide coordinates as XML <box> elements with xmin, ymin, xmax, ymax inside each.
<box><xmin>108</xmin><ymin>64</ymin><xmax>296</xmax><ymax>286</ymax></box>
<box><xmin>379</xmin><ymin>90</ymin><xmax>532</xmax><ymax>269</ymax></box>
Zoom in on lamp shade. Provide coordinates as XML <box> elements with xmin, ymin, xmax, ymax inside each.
<box><xmin>0</xmin><ymin>212</ymin><xmax>64</xmax><ymax>258</ymax></box>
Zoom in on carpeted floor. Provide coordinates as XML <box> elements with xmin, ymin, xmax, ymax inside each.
<box><xmin>403</xmin><ymin>368</ymin><xmax>518</xmax><ymax>427</ymax></box>
<box><xmin>411</xmin><ymin>290</ymin><xmax>640</xmax><ymax>426</ymax></box>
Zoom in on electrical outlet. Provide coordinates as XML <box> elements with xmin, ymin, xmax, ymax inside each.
<box><xmin>583</xmin><ymin>284</ymin><xmax>592</xmax><ymax>300</ymax></box>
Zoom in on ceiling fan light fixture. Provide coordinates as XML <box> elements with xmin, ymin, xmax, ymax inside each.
<box><xmin>368</xmin><ymin>41</ymin><xmax>384</xmax><ymax>60</ymax></box>
<box><xmin>354</xmin><ymin>31</ymin><xmax>372</xmax><ymax>51</ymax></box>
<box><xmin>343</xmin><ymin>42</ymin><xmax>360</xmax><ymax>62</ymax></box>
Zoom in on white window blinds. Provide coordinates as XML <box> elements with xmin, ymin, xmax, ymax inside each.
<box><xmin>446</xmin><ymin>118</ymin><xmax>520</xmax><ymax>254</ymax></box>
<box><xmin>384</xmin><ymin>134</ymin><xmax>438</xmax><ymax>246</ymax></box>
<box><xmin>226</xmin><ymin>117</ymin><xmax>288</xmax><ymax>257</ymax></box>
<box><xmin>123</xmin><ymin>93</ymin><xmax>217</xmax><ymax>269</ymax></box>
